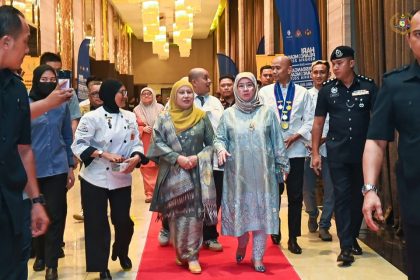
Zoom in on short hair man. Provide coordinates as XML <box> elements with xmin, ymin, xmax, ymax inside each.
<box><xmin>362</xmin><ymin>8</ymin><xmax>420</xmax><ymax>279</ymax></box>
<box><xmin>312</xmin><ymin>46</ymin><xmax>377</xmax><ymax>265</ymax></box>
<box><xmin>259</xmin><ymin>55</ymin><xmax>314</xmax><ymax>254</ymax></box>
<box><xmin>40</xmin><ymin>52</ymin><xmax>82</xmax><ymax>134</ymax></box>
<box><xmin>0</xmin><ymin>5</ymin><xmax>49</xmax><ymax>279</ymax></box>
<box><xmin>259</xmin><ymin>65</ymin><xmax>274</xmax><ymax>87</ymax></box>
<box><xmin>189</xmin><ymin>67</ymin><xmax>225</xmax><ymax>252</ymax></box>
<box><xmin>302</xmin><ymin>60</ymin><xmax>334</xmax><ymax>241</ymax></box>
<box><xmin>218</xmin><ymin>75</ymin><xmax>235</xmax><ymax>109</ymax></box>
<box><xmin>79</xmin><ymin>76</ymin><xmax>103</xmax><ymax>116</ymax></box>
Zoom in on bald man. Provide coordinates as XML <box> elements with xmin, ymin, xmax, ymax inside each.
<box><xmin>259</xmin><ymin>56</ymin><xmax>313</xmax><ymax>254</ymax></box>
<box><xmin>188</xmin><ymin>68</ymin><xmax>225</xmax><ymax>252</ymax></box>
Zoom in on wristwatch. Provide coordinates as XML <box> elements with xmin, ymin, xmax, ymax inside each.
<box><xmin>31</xmin><ymin>194</ymin><xmax>46</xmax><ymax>205</ymax></box>
<box><xmin>361</xmin><ymin>184</ymin><xmax>378</xmax><ymax>196</ymax></box>
<box><xmin>98</xmin><ymin>150</ymin><xmax>104</xmax><ymax>158</ymax></box>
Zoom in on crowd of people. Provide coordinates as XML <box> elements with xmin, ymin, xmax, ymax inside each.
<box><xmin>1</xmin><ymin>4</ymin><xmax>420</xmax><ymax>280</ymax></box>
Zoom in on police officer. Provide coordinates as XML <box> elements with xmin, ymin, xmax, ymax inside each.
<box><xmin>362</xmin><ymin>8</ymin><xmax>420</xmax><ymax>280</ymax></box>
<box><xmin>312</xmin><ymin>46</ymin><xmax>377</xmax><ymax>265</ymax></box>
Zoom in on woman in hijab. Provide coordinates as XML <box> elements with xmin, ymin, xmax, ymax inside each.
<box><xmin>133</xmin><ymin>87</ymin><xmax>164</xmax><ymax>203</ymax></box>
<box><xmin>148</xmin><ymin>78</ymin><xmax>216</xmax><ymax>274</ymax></box>
<box><xmin>71</xmin><ymin>79</ymin><xmax>147</xmax><ymax>280</ymax></box>
<box><xmin>214</xmin><ymin>72</ymin><xmax>290</xmax><ymax>272</ymax></box>
<box><xmin>29</xmin><ymin>65</ymin><xmax>75</xmax><ymax>280</ymax></box>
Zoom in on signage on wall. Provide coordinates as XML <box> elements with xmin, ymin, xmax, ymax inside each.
<box><xmin>77</xmin><ymin>38</ymin><xmax>91</xmax><ymax>100</ymax></box>
<box><xmin>275</xmin><ymin>0</ymin><xmax>322</xmax><ymax>88</ymax></box>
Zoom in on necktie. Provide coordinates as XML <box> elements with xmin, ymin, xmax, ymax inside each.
<box><xmin>197</xmin><ymin>96</ymin><xmax>205</xmax><ymax>106</ymax></box>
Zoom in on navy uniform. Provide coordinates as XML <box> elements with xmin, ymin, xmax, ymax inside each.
<box><xmin>0</xmin><ymin>69</ymin><xmax>33</xmax><ymax>279</ymax></box>
<box><xmin>367</xmin><ymin>61</ymin><xmax>420</xmax><ymax>279</ymax></box>
<box><xmin>315</xmin><ymin>46</ymin><xmax>378</xmax><ymax>257</ymax></box>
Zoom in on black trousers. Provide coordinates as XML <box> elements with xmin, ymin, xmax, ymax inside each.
<box><xmin>81</xmin><ymin>179</ymin><xmax>134</xmax><ymax>272</ymax></box>
<box><xmin>203</xmin><ymin>170</ymin><xmax>223</xmax><ymax>241</ymax></box>
<box><xmin>328</xmin><ymin>161</ymin><xmax>363</xmax><ymax>250</ymax></box>
<box><xmin>0</xmin><ymin>193</ymin><xmax>28</xmax><ymax>280</ymax></box>
<box><xmin>34</xmin><ymin>173</ymin><xmax>68</xmax><ymax>268</ymax></box>
<box><xmin>404</xmin><ymin>223</ymin><xmax>420</xmax><ymax>280</ymax></box>
<box><xmin>279</xmin><ymin>157</ymin><xmax>305</xmax><ymax>239</ymax></box>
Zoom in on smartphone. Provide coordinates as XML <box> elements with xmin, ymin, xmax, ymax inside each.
<box><xmin>57</xmin><ymin>70</ymin><xmax>72</xmax><ymax>89</ymax></box>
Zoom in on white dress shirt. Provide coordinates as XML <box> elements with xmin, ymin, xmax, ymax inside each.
<box><xmin>308</xmin><ymin>87</ymin><xmax>329</xmax><ymax>158</ymax></box>
<box><xmin>259</xmin><ymin>82</ymin><xmax>313</xmax><ymax>158</ymax></box>
<box><xmin>194</xmin><ymin>93</ymin><xmax>224</xmax><ymax>170</ymax></box>
<box><xmin>71</xmin><ymin>107</ymin><xmax>144</xmax><ymax>190</ymax></box>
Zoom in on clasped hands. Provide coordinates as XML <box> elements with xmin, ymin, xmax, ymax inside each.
<box><xmin>177</xmin><ymin>155</ymin><xmax>198</xmax><ymax>170</ymax></box>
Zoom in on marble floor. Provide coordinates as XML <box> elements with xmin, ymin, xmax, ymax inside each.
<box><xmin>28</xmin><ymin>170</ymin><xmax>407</xmax><ymax>280</ymax></box>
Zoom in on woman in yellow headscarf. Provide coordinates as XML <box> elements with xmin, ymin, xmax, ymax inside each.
<box><xmin>147</xmin><ymin>79</ymin><xmax>216</xmax><ymax>274</ymax></box>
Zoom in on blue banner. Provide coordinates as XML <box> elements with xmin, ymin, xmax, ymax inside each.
<box><xmin>77</xmin><ymin>38</ymin><xmax>91</xmax><ymax>100</ymax></box>
<box><xmin>217</xmin><ymin>53</ymin><xmax>238</xmax><ymax>78</ymax></box>
<box><xmin>275</xmin><ymin>0</ymin><xmax>321</xmax><ymax>88</ymax></box>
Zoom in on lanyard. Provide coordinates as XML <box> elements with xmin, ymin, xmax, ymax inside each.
<box><xmin>274</xmin><ymin>82</ymin><xmax>295</xmax><ymax>130</ymax></box>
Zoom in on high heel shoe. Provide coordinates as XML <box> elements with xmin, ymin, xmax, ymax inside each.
<box><xmin>175</xmin><ymin>258</ymin><xmax>187</xmax><ymax>266</ymax></box>
<box><xmin>251</xmin><ymin>259</ymin><xmax>266</xmax><ymax>273</ymax></box>
<box><xmin>236</xmin><ymin>247</ymin><xmax>247</xmax><ymax>264</ymax></box>
<box><xmin>188</xmin><ymin>260</ymin><xmax>202</xmax><ymax>274</ymax></box>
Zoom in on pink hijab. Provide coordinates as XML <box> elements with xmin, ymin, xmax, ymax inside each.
<box><xmin>133</xmin><ymin>87</ymin><xmax>164</xmax><ymax>127</ymax></box>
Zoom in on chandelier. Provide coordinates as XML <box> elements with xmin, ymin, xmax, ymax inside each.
<box><xmin>142</xmin><ymin>0</ymin><xmax>201</xmax><ymax>60</ymax></box>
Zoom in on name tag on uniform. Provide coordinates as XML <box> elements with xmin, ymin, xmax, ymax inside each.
<box><xmin>352</xmin><ymin>90</ymin><xmax>369</xmax><ymax>96</ymax></box>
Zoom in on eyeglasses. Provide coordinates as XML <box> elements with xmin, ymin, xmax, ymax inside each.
<box><xmin>237</xmin><ymin>83</ymin><xmax>255</xmax><ymax>90</ymax></box>
<box><xmin>118</xmin><ymin>90</ymin><xmax>128</xmax><ymax>97</ymax></box>
<box><xmin>89</xmin><ymin>91</ymin><xmax>100</xmax><ymax>98</ymax></box>
<box><xmin>141</xmin><ymin>91</ymin><xmax>153</xmax><ymax>96</ymax></box>
<box><xmin>40</xmin><ymin>77</ymin><xmax>57</xmax><ymax>83</ymax></box>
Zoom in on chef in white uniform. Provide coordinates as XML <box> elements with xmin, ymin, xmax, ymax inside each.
<box><xmin>72</xmin><ymin>79</ymin><xmax>147</xmax><ymax>280</ymax></box>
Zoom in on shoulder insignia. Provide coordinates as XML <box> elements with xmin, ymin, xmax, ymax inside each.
<box><xmin>383</xmin><ymin>65</ymin><xmax>410</xmax><ymax>77</ymax></box>
<box><xmin>322</xmin><ymin>78</ymin><xmax>337</xmax><ymax>86</ymax></box>
<box><xmin>357</xmin><ymin>74</ymin><xmax>374</xmax><ymax>82</ymax></box>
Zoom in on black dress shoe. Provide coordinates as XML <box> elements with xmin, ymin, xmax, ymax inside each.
<box><xmin>45</xmin><ymin>267</ymin><xmax>58</xmax><ymax>280</ymax></box>
<box><xmin>58</xmin><ymin>247</ymin><xmax>65</xmax><ymax>258</ymax></box>
<box><xmin>33</xmin><ymin>258</ymin><xmax>45</xmax><ymax>271</ymax></box>
<box><xmin>271</xmin><ymin>234</ymin><xmax>281</xmax><ymax>245</ymax></box>
<box><xmin>119</xmin><ymin>256</ymin><xmax>132</xmax><ymax>270</ymax></box>
<box><xmin>287</xmin><ymin>239</ymin><xmax>302</xmax><ymax>254</ymax></box>
<box><xmin>337</xmin><ymin>249</ymin><xmax>355</xmax><ymax>265</ymax></box>
<box><xmin>352</xmin><ymin>239</ymin><xmax>363</xmax><ymax>255</ymax></box>
<box><xmin>99</xmin><ymin>269</ymin><xmax>112</xmax><ymax>280</ymax></box>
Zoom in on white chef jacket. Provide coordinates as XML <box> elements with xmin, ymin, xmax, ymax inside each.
<box><xmin>71</xmin><ymin>106</ymin><xmax>144</xmax><ymax>190</ymax></box>
<box><xmin>259</xmin><ymin>82</ymin><xmax>313</xmax><ymax>158</ymax></box>
<box><xmin>194</xmin><ymin>93</ymin><xmax>224</xmax><ymax>170</ymax></box>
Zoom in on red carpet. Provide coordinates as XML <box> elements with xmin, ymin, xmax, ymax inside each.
<box><xmin>136</xmin><ymin>213</ymin><xmax>300</xmax><ymax>279</ymax></box>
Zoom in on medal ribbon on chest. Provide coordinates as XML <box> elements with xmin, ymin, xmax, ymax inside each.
<box><xmin>274</xmin><ymin>82</ymin><xmax>295</xmax><ymax>130</ymax></box>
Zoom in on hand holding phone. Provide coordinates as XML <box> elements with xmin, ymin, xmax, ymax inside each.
<box><xmin>57</xmin><ymin>70</ymin><xmax>71</xmax><ymax>89</ymax></box>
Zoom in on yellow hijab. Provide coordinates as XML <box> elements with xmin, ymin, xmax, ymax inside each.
<box><xmin>169</xmin><ymin>78</ymin><xmax>205</xmax><ymax>134</ymax></box>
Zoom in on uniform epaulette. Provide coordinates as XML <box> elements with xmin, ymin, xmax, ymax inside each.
<box><xmin>357</xmin><ymin>74</ymin><xmax>374</xmax><ymax>82</ymax></box>
<box><xmin>322</xmin><ymin>78</ymin><xmax>337</xmax><ymax>86</ymax></box>
<box><xmin>383</xmin><ymin>65</ymin><xmax>410</xmax><ymax>77</ymax></box>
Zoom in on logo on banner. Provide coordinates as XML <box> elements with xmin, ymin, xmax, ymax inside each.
<box><xmin>305</xmin><ymin>28</ymin><xmax>312</xmax><ymax>36</ymax></box>
<box><xmin>295</xmin><ymin>29</ymin><xmax>302</xmax><ymax>38</ymax></box>
<box><xmin>286</xmin><ymin>30</ymin><xmax>293</xmax><ymax>39</ymax></box>
<box><xmin>390</xmin><ymin>13</ymin><xmax>411</xmax><ymax>35</ymax></box>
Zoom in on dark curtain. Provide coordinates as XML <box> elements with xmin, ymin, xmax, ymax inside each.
<box><xmin>242</xmin><ymin>0</ymin><xmax>264</xmax><ymax>73</ymax></box>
